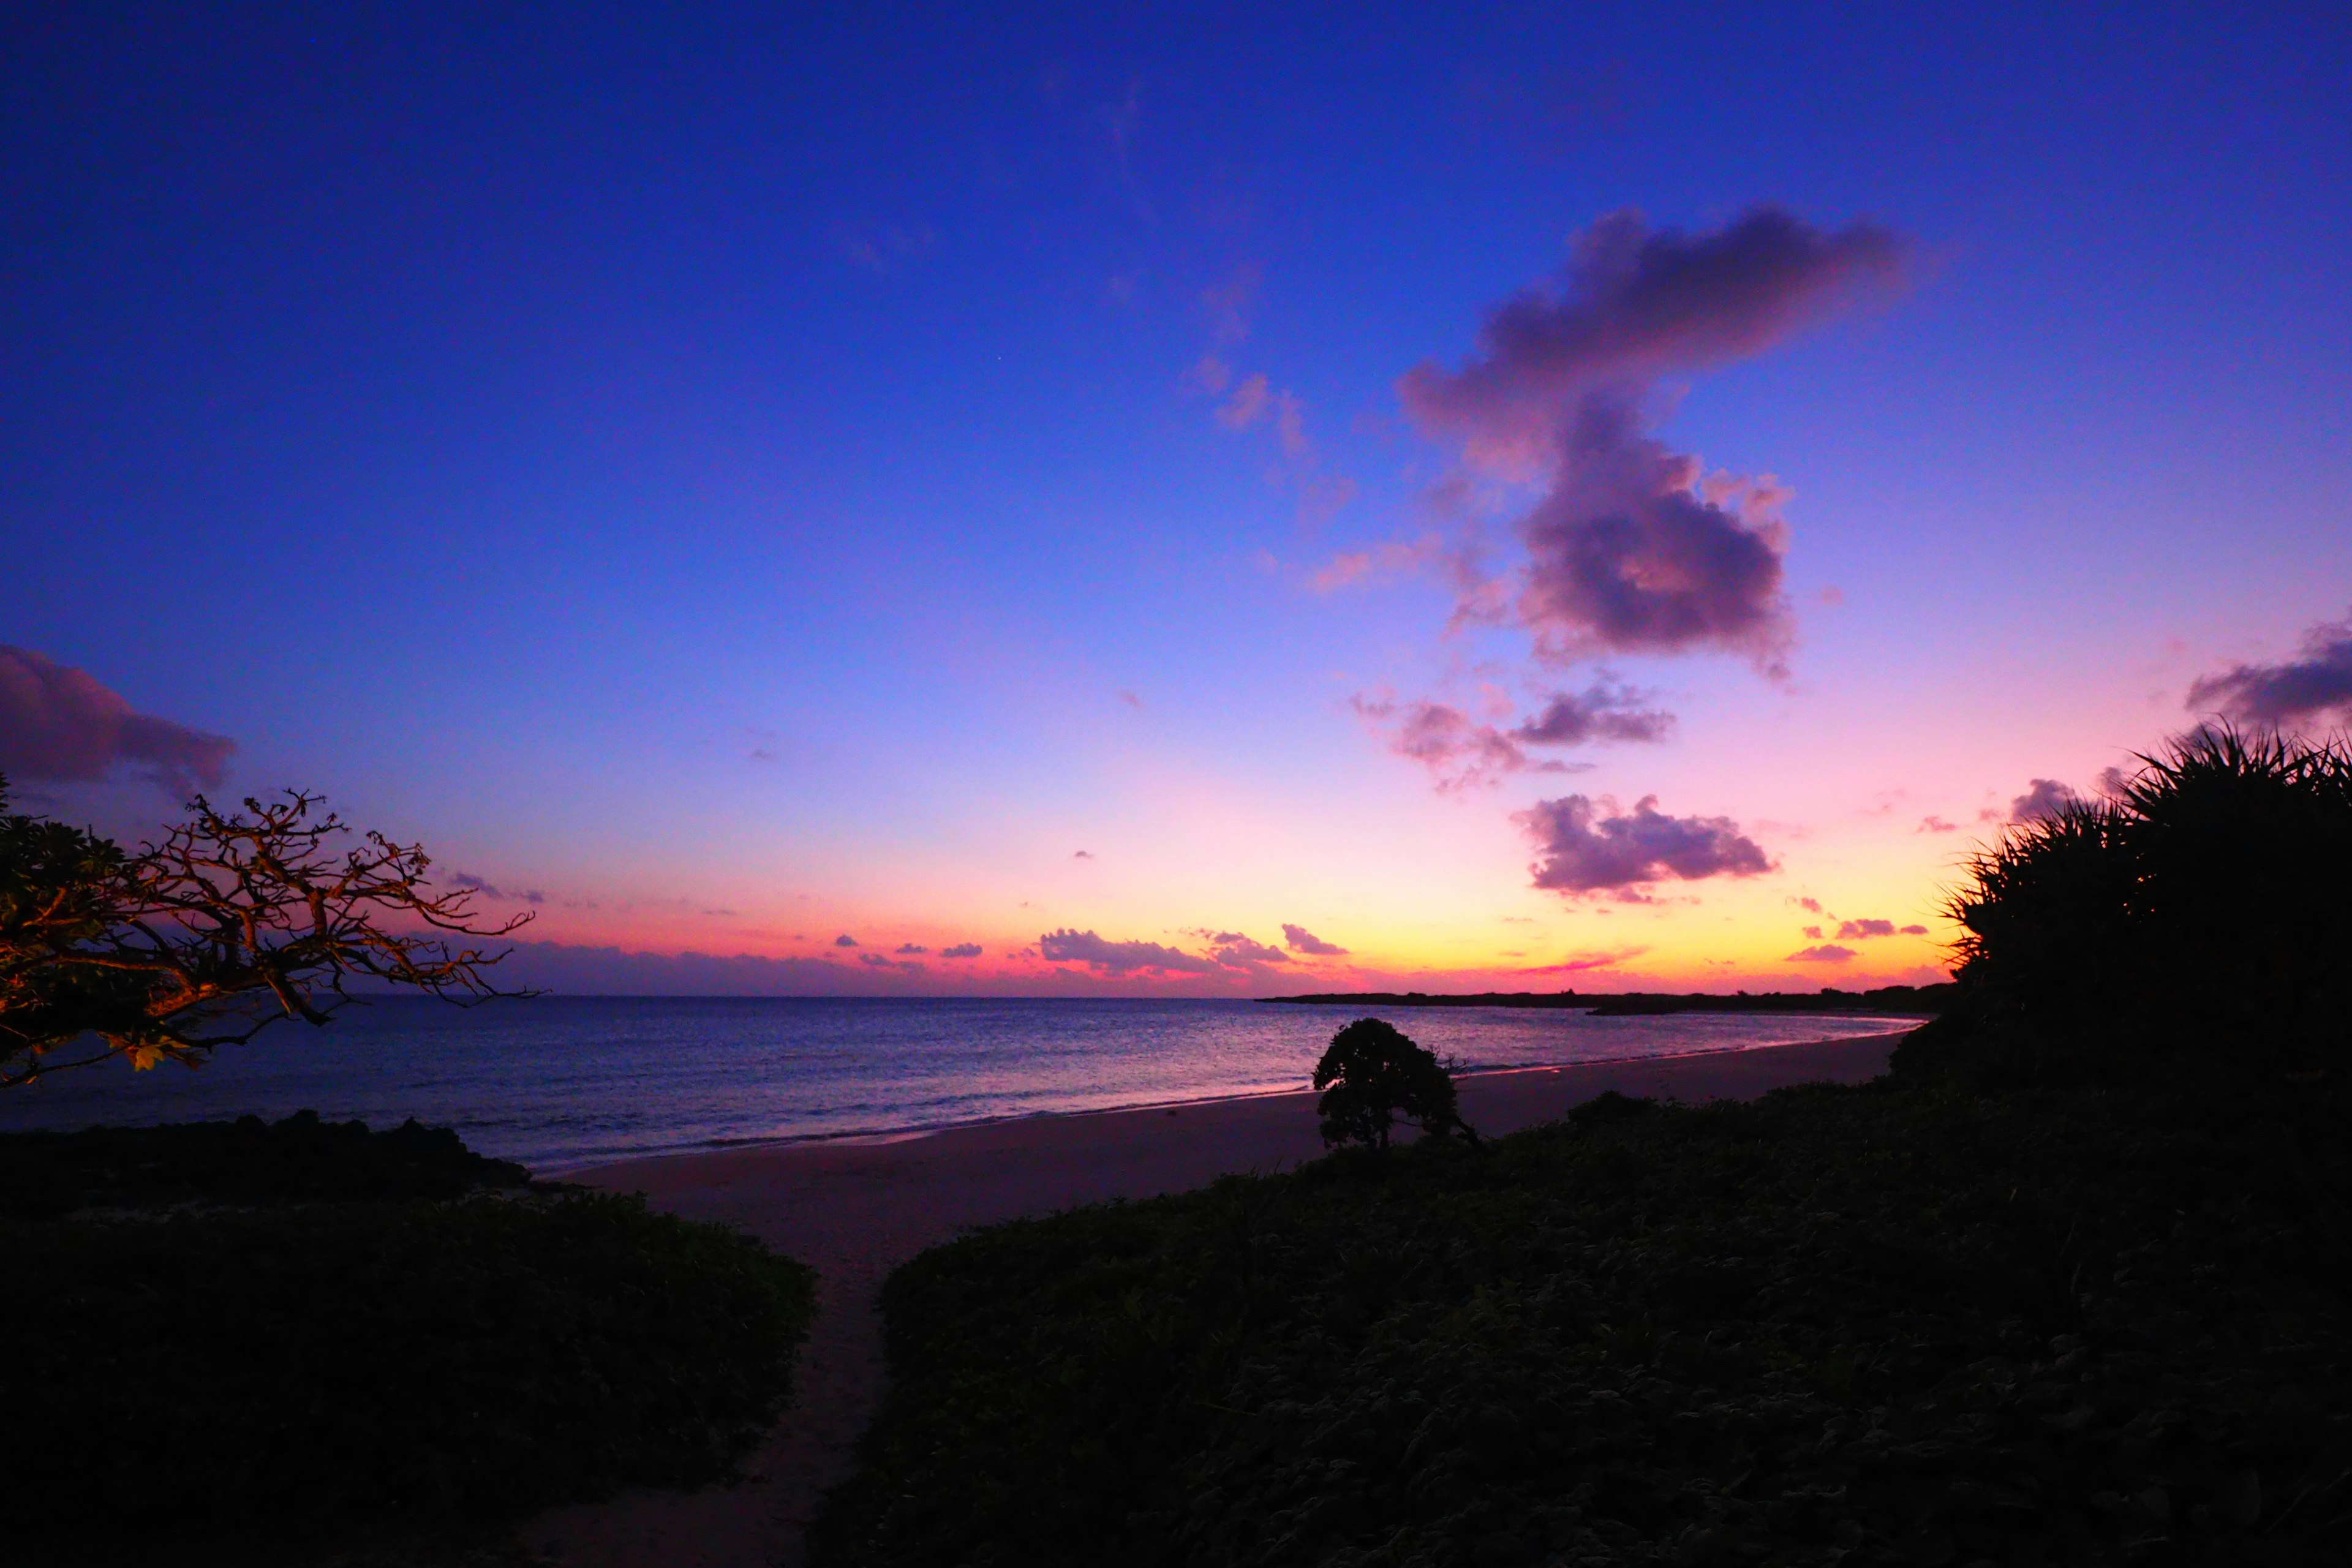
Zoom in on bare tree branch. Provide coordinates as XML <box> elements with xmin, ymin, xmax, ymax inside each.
<box><xmin>2</xmin><ymin>781</ymin><xmax>535</xmax><ymax>1085</ymax></box>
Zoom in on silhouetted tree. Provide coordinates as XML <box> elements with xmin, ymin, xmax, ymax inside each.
<box><xmin>1311</xmin><ymin>1017</ymin><xmax>1475</xmax><ymax>1150</ymax></box>
<box><xmin>1</xmin><ymin>778</ymin><xmax>530</xmax><ymax>1085</ymax></box>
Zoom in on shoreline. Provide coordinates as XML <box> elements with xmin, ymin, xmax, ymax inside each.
<box><xmin>537</xmin><ymin>1023</ymin><xmax>1921</xmax><ymax>1179</ymax></box>
<box><xmin>522</xmin><ymin>1028</ymin><xmax>1912</xmax><ymax>1568</ymax></box>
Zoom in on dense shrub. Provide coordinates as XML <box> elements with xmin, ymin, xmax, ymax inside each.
<box><xmin>2</xmin><ymin>1116</ymin><xmax>816</xmax><ymax>1564</ymax></box>
<box><xmin>1896</xmin><ymin>726</ymin><xmax>2352</xmax><ymax>1087</ymax></box>
<box><xmin>1311</xmin><ymin>1018</ymin><xmax>1472</xmax><ymax>1150</ymax></box>
<box><xmin>813</xmin><ymin>1080</ymin><xmax>2352</xmax><ymax>1567</ymax></box>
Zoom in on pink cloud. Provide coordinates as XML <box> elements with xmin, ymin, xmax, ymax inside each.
<box><xmin>1038</xmin><ymin>927</ymin><xmax>1216</xmax><ymax>975</ymax></box>
<box><xmin>1785</xmin><ymin>943</ymin><xmax>1858</xmax><ymax>963</ymax></box>
<box><xmin>1281</xmin><ymin>923</ymin><xmax>1349</xmax><ymax>956</ymax></box>
<box><xmin>0</xmin><ymin>645</ymin><xmax>234</xmax><ymax>796</ymax></box>
<box><xmin>1516</xmin><ymin>793</ymin><xmax>1774</xmax><ymax>898</ymax></box>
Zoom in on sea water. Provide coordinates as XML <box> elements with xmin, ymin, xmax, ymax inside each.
<box><xmin>0</xmin><ymin>997</ymin><xmax>1913</xmax><ymax>1174</ymax></box>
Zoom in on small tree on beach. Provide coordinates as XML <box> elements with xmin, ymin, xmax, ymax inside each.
<box><xmin>1311</xmin><ymin>1017</ymin><xmax>1475</xmax><ymax>1151</ymax></box>
<box><xmin>0</xmin><ymin>778</ymin><xmax>532</xmax><ymax>1085</ymax></box>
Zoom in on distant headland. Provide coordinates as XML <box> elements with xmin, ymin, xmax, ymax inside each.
<box><xmin>1257</xmin><ymin>983</ymin><xmax>1954</xmax><ymax>1016</ymax></box>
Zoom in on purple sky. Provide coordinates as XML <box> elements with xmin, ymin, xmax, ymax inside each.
<box><xmin>5</xmin><ymin>5</ymin><xmax>2349</xmax><ymax>993</ymax></box>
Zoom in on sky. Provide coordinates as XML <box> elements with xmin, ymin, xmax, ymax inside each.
<box><xmin>5</xmin><ymin>4</ymin><xmax>2350</xmax><ymax>996</ymax></box>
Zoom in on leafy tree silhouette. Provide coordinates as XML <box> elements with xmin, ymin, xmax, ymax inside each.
<box><xmin>1311</xmin><ymin>1017</ymin><xmax>1476</xmax><ymax>1150</ymax></box>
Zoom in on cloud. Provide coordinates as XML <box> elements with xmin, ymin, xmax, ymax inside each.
<box><xmin>1200</xmin><ymin>930</ymin><xmax>1294</xmax><ymax>967</ymax></box>
<box><xmin>860</xmin><ymin>951</ymin><xmax>924</xmax><ymax>974</ymax></box>
<box><xmin>834</xmin><ymin>933</ymin><xmax>860</xmax><ymax>947</ymax></box>
<box><xmin>2187</xmin><ymin>611</ymin><xmax>2352</xmax><ymax>728</ymax></box>
<box><xmin>2008</xmin><ymin>778</ymin><xmax>2079</xmax><ymax>824</ymax></box>
<box><xmin>895</xmin><ymin>943</ymin><xmax>929</xmax><ymax>955</ymax></box>
<box><xmin>1216</xmin><ymin>372</ymin><xmax>1272</xmax><ymax>429</ymax></box>
<box><xmin>1515</xmin><ymin>793</ymin><xmax>1774</xmax><ymax>898</ymax></box>
<box><xmin>1399</xmin><ymin>206</ymin><xmax>1905</xmax><ymax>453</ymax></box>
<box><xmin>1785</xmin><ymin>943</ymin><xmax>1857</xmax><ymax>963</ymax></box>
<box><xmin>1899</xmin><ymin>924</ymin><xmax>1929</xmax><ymax>936</ymax></box>
<box><xmin>1796</xmin><ymin>897</ymin><xmax>1823</xmax><ymax>913</ymax></box>
<box><xmin>1917</xmin><ymin>815</ymin><xmax>1959</xmax><ymax>834</ymax></box>
<box><xmin>940</xmin><ymin>943</ymin><xmax>983</xmax><ymax>959</ymax></box>
<box><xmin>1281</xmin><ymin>923</ymin><xmax>1349</xmax><ymax>956</ymax></box>
<box><xmin>1834</xmin><ymin>918</ymin><xmax>1896</xmax><ymax>939</ymax></box>
<box><xmin>1512</xmin><ymin>681</ymin><xmax>1676</xmax><ymax>745</ymax></box>
<box><xmin>1390</xmin><ymin>208</ymin><xmax>1903</xmax><ymax>674</ymax></box>
<box><xmin>1310</xmin><ymin>535</ymin><xmax>1446</xmax><ymax>593</ymax></box>
<box><xmin>1352</xmin><ymin>695</ymin><xmax>1581</xmax><ymax>791</ymax></box>
<box><xmin>1117</xmin><ymin>689</ymin><xmax>1144</xmax><ymax>709</ymax></box>
<box><xmin>1529</xmin><ymin>945</ymin><xmax>1649</xmax><ymax>972</ymax></box>
<box><xmin>1037</xmin><ymin>928</ymin><xmax>1216</xmax><ymax>975</ymax></box>
<box><xmin>1801</xmin><ymin>925</ymin><xmax>1822</xmax><ymax>939</ymax></box>
<box><xmin>1073</xmin><ymin>849</ymin><xmax>1095</xmax><ymax>860</ymax></box>
<box><xmin>0</xmin><ymin>645</ymin><xmax>235</xmax><ymax>795</ymax></box>
<box><xmin>450</xmin><ymin>873</ymin><xmax>546</xmax><ymax>907</ymax></box>
<box><xmin>1491</xmin><ymin>391</ymin><xmax>1797</xmax><ymax>668</ymax></box>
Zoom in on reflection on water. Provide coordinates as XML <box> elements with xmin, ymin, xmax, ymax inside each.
<box><xmin>0</xmin><ymin>997</ymin><xmax>1914</xmax><ymax>1173</ymax></box>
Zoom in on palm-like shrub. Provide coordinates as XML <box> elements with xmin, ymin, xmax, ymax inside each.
<box><xmin>1901</xmin><ymin>726</ymin><xmax>2352</xmax><ymax>1085</ymax></box>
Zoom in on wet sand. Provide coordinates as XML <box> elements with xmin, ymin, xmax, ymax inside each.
<box><xmin>518</xmin><ymin>1030</ymin><xmax>1909</xmax><ymax>1567</ymax></box>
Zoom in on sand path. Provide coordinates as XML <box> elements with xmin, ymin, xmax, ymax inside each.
<box><xmin>516</xmin><ymin>1030</ymin><xmax>1906</xmax><ymax>1567</ymax></box>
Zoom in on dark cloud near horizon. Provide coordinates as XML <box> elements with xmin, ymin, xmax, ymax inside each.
<box><xmin>0</xmin><ymin>644</ymin><xmax>235</xmax><ymax>796</ymax></box>
<box><xmin>895</xmin><ymin>943</ymin><xmax>928</xmax><ymax>954</ymax></box>
<box><xmin>834</xmin><ymin>933</ymin><xmax>860</xmax><ymax>947</ymax></box>
<box><xmin>1282</xmin><ymin>922</ymin><xmax>1349</xmax><ymax>956</ymax></box>
<box><xmin>1203</xmin><ymin>930</ymin><xmax>1293</xmax><ymax>967</ymax></box>
<box><xmin>1835</xmin><ymin>918</ymin><xmax>1896</xmax><ymax>939</ymax></box>
<box><xmin>940</xmin><ymin>942</ymin><xmax>982</xmax><ymax>959</ymax></box>
<box><xmin>1038</xmin><ymin>927</ymin><xmax>1216</xmax><ymax>975</ymax></box>
<box><xmin>1529</xmin><ymin>944</ymin><xmax>1649</xmax><ymax>973</ymax></box>
<box><xmin>1785</xmin><ymin>943</ymin><xmax>1856</xmax><ymax>963</ymax></box>
<box><xmin>2008</xmin><ymin>778</ymin><xmax>2079</xmax><ymax>825</ymax></box>
<box><xmin>2187</xmin><ymin>611</ymin><xmax>2352</xmax><ymax>729</ymax></box>
<box><xmin>1515</xmin><ymin>793</ymin><xmax>1774</xmax><ymax>897</ymax></box>
<box><xmin>860</xmin><ymin>951</ymin><xmax>924</xmax><ymax>974</ymax></box>
<box><xmin>1900</xmin><ymin>924</ymin><xmax>1928</xmax><ymax>936</ymax></box>
<box><xmin>450</xmin><ymin>872</ymin><xmax>546</xmax><ymax>907</ymax></box>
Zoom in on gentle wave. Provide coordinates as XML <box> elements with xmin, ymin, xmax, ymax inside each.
<box><xmin>0</xmin><ymin>996</ymin><xmax>1916</xmax><ymax>1174</ymax></box>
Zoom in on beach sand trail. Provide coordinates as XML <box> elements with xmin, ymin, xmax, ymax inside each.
<box><xmin>517</xmin><ymin>1030</ymin><xmax>1907</xmax><ymax>1567</ymax></box>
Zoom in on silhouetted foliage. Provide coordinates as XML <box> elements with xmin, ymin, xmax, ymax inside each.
<box><xmin>1310</xmin><ymin>1017</ymin><xmax>1474</xmax><ymax>1150</ymax></box>
<box><xmin>0</xmin><ymin>778</ymin><xmax>531</xmax><ymax>1085</ymax></box>
<box><xmin>813</xmin><ymin>1079</ymin><xmax>2352</xmax><ymax>1567</ymax></box>
<box><xmin>1896</xmin><ymin>726</ymin><xmax>2352</xmax><ymax>1088</ymax></box>
<box><xmin>3</xmin><ymin>1114</ymin><xmax>816</xmax><ymax>1564</ymax></box>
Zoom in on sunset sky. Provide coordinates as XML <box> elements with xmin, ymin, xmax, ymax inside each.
<box><xmin>6</xmin><ymin>5</ymin><xmax>2350</xmax><ymax>995</ymax></box>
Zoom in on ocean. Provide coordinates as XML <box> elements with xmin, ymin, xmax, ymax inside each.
<box><xmin>0</xmin><ymin>997</ymin><xmax>1917</xmax><ymax>1174</ymax></box>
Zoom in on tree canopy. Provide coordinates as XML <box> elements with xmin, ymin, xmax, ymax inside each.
<box><xmin>1310</xmin><ymin>1017</ymin><xmax>1474</xmax><ymax>1150</ymax></box>
<box><xmin>0</xmin><ymin>779</ymin><xmax>529</xmax><ymax>1085</ymax></box>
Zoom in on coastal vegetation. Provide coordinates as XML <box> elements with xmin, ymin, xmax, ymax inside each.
<box><xmin>815</xmin><ymin>728</ymin><xmax>2352</xmax><ymax>1565</ymax></box>
<box><xmin>0</xmin><ymin>788</ymin><xmax>820</xmax><ymax>1564</ymax></box>
<box><xmin>0</xmin><ymin>780</ymin><xmax>530</xmax><ymax>1084</ymax></box>
<box><xmin>1312</xmin><ymin>1018</ymin><xmax>1476</xmax><ymax>1152</ymax></box>
<box><xmin>3</xmin><ymin>1112</ymin><xmax>816</xmax><ymax>1565</ymax></box>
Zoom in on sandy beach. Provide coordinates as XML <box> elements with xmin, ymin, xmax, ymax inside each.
<box><xmin>520</xmin><ymin>1030</ymin><xmax>1909</xmax><ymax>1568</ymax></box>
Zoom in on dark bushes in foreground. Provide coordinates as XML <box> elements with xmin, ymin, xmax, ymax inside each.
<box><xmin>1898</xmin><ymin>726</ymin><xmax>2352</xmax><ymax>1087</ymax></box>
<box><xmin>2</xmin><ymin>1115</ymin><xmax>815</xmax><ymax>1565</ymax></box>
<box><xmin>813</xmin><ymin>1079</ymin><xmax>2351</xmax><ymax>1567</ymax></box>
